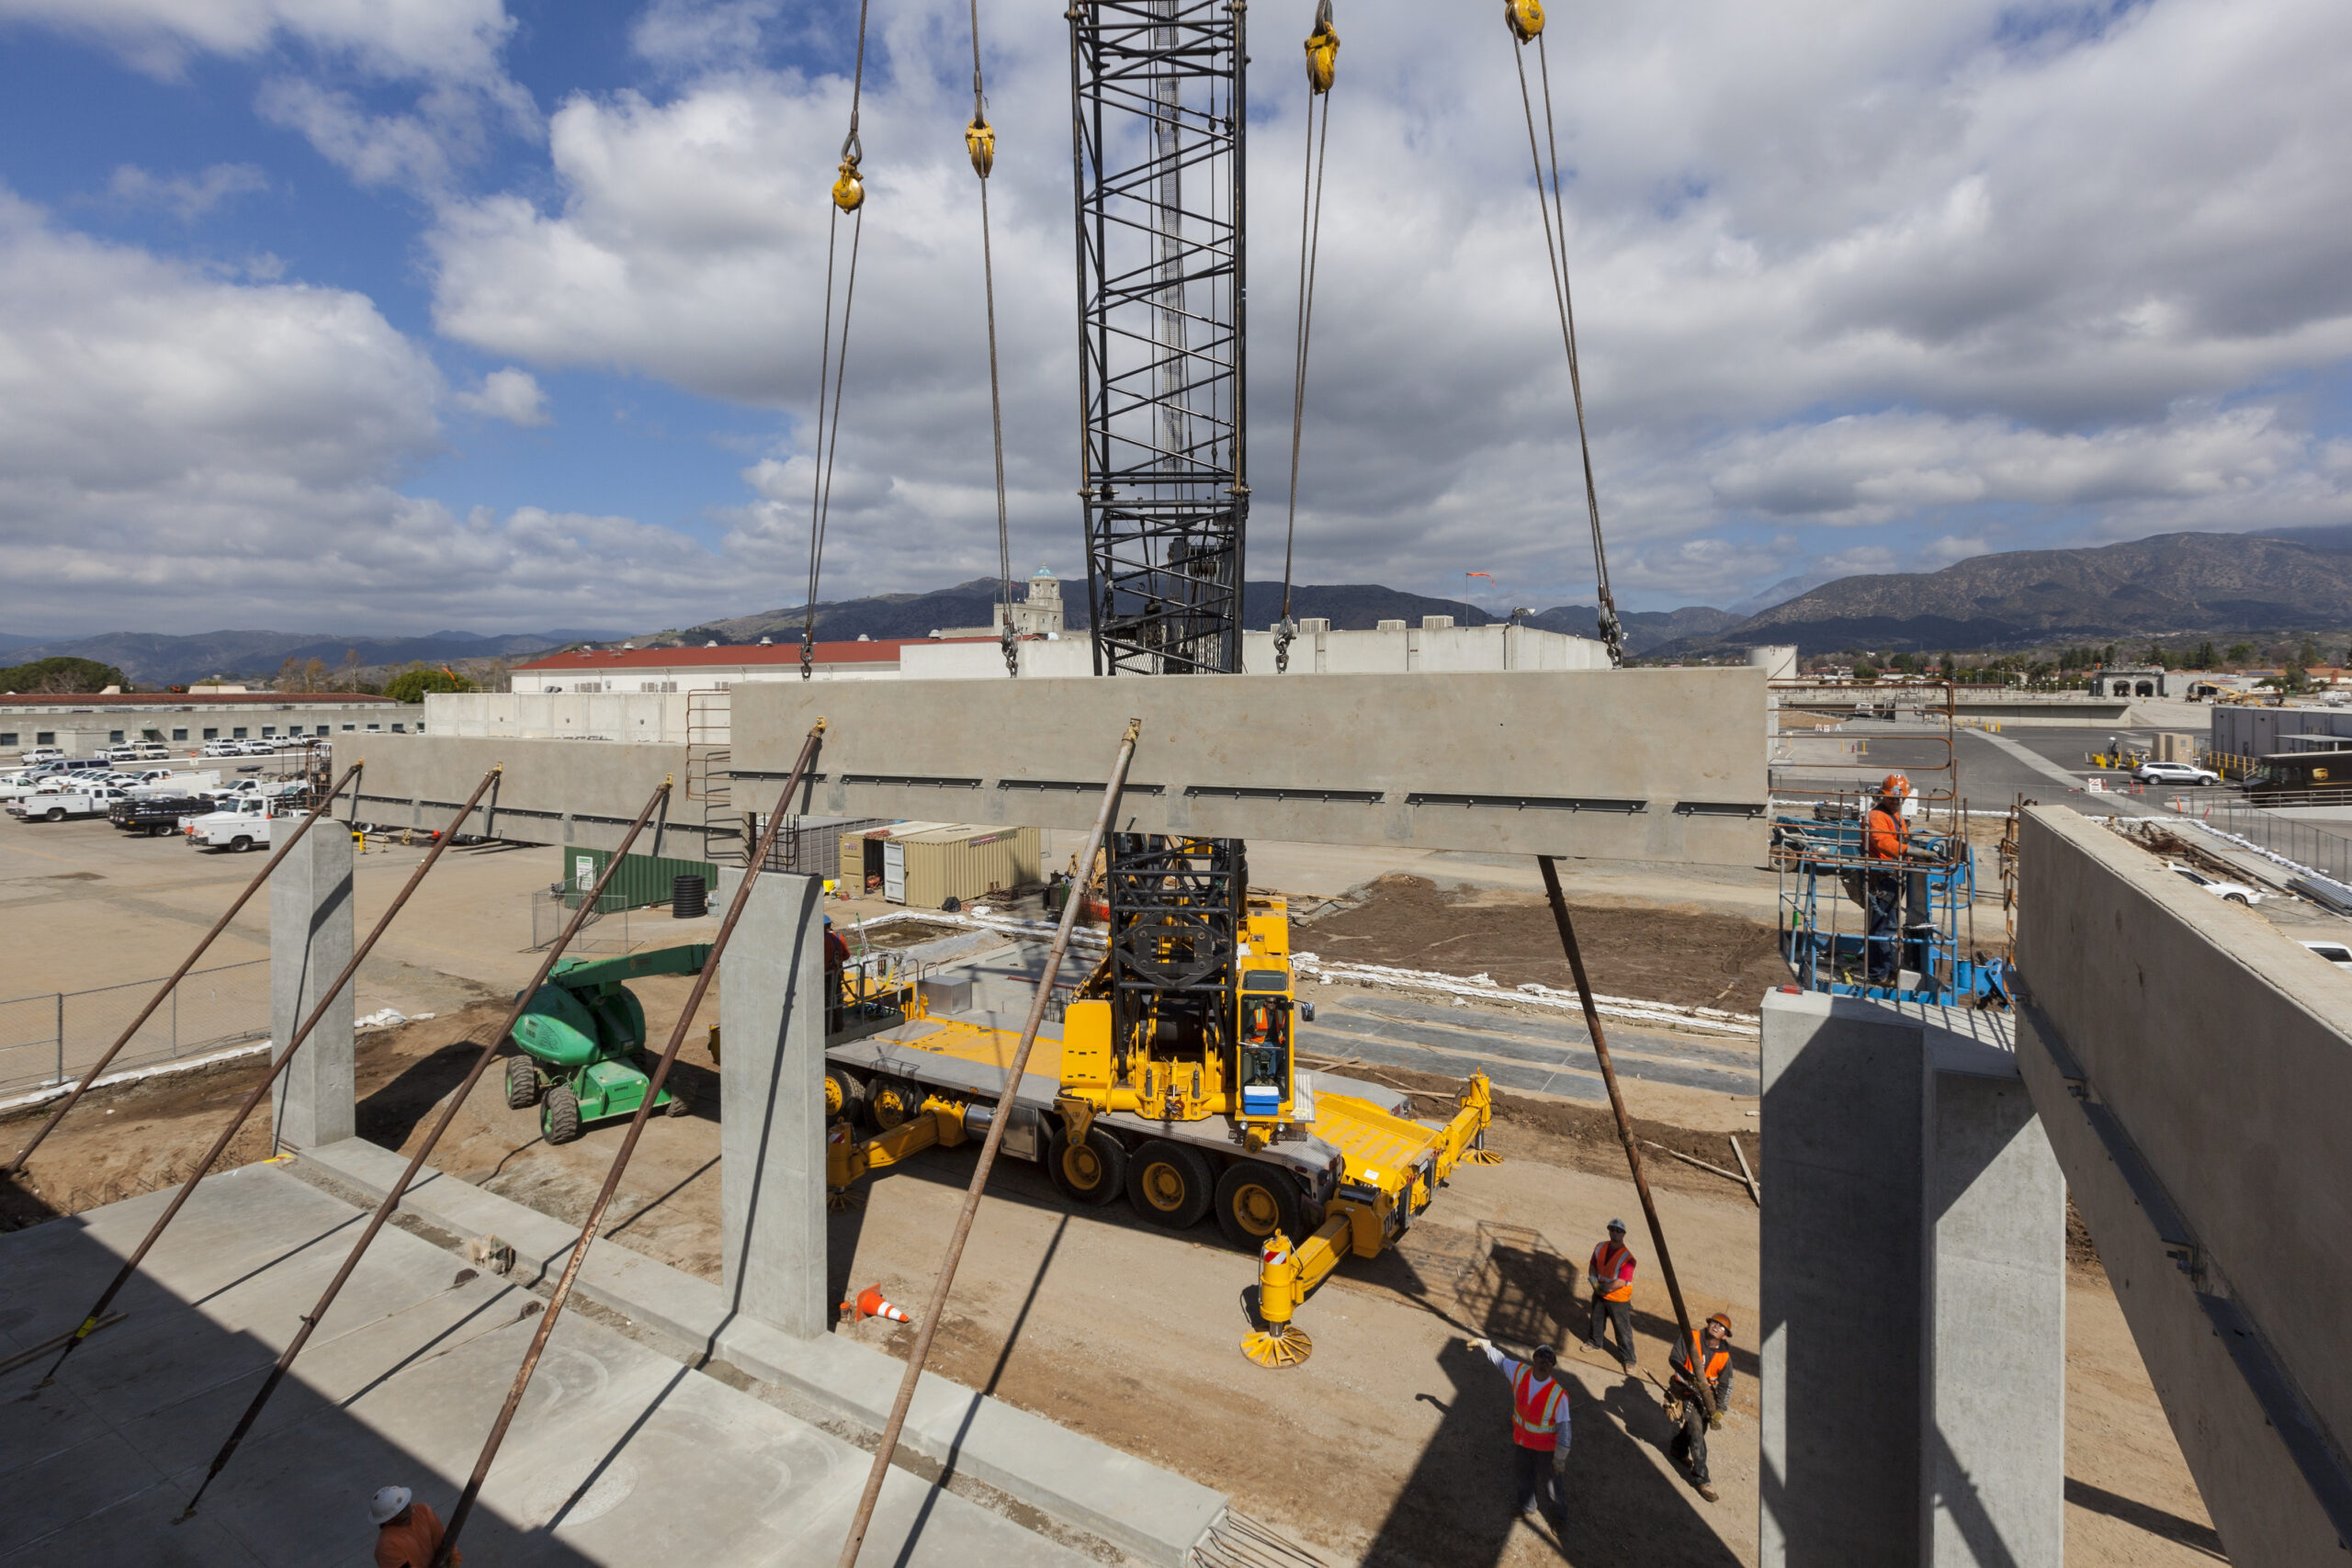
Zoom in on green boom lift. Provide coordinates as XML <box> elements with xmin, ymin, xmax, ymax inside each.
<box><xmin>504</xmin><ymin>944</ymin><xmax>711</xmax><ymax>1143</ymax></box>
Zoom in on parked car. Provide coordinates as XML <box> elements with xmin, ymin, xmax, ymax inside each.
<box><xmin>17</xmin><ymin>746</ymin><xmax>64</xmax><ymax>765</ymax></box>
<box><xmin>200</xmin><ymin>739</ymin><xmax>251</xmax><ymax>759</ymax></box>
<box><xmin>2164</xmin><ymin>863</ymin><xmax>2265</xmax><ymax>906</ymax></box>
<box><xmin>2133</xmin><ymin>761</ymin><xmax>2221</xmax><ymax>786</ymax></box>
<box><xmin>2300</xmin><ymin>939</ymin><xmax>2352</xmax><ymax>970</ymax></box>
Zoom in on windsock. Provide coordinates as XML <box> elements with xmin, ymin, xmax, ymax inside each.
<box><xmin>841</xmin><ymin>1284</ymin><xmax>913</xmax><ymax>1325</ymax></box>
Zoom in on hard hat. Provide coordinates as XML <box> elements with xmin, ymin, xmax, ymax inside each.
<box><xmin>368</xmin><ymin>1486</ymin><xmax>412</xmax><ymax>1525</ymax></box>
<box><xmin>1880</xmin><ymin>773</ymin><xmax>1911</xmax><ymax>797</ymax></box>
<box><xmin>1531</xmin><ymin>1343</ymin><xmax>1557</xmax><ymax>1367</ymax></box>
<box><xmin>824</xmin><ymin>916</ymin><xmax>833</xmax><ymax>926</ymax></box>
<box><xmin>1706</xmin><ymin>1312</ymin><xmax>1734</xmax><ymax>1337</ymax></box>
<box><xmin>1607</xmin><ymin>1218</ymin><xmax>1626</xmax><ymax>1233</ymax></box>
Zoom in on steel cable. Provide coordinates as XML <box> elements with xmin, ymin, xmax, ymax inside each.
<box><xmin>1276</xmin><ymin>3</ymin><xmax>1337</xmax><ymax>675</ymax></box>
<box><xmin>801</xmin><ymin>0</ymin><xmax>876</xmax><ymax>679</ymax></box>
<box><xmin>1510</xmin><ymin>27</ymin><xmax>1623</xmax><ymax>665</ymax></box>
<box><xmin>967</xmin><ymin>0</ymin><xmax>1018</xmax><ymax>676</ymax></box>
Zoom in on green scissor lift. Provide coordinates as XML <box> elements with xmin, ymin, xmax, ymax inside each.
<box><xmin>505</xmin><ymin>944</ymin><xmax>712</xmax><ymax>1143</ymax></box>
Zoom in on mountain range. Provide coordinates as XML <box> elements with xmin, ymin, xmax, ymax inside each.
<box><xmin>18</xmin><ymin>523</ymin><xmax>2352</xmax><ymax>680</ymax></box>
<box><xmin>0</xmin><ymin>628</ymin><xmax>622</xmax><ymax>687</ymax></box>
<box><xmin>1659</xmin><ymin>526</ymin><xmax>2352</xmax><ymax>657</ymax></box>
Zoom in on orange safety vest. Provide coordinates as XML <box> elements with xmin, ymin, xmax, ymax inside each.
<box><xmin>1867</xmin><ymin>807</ymin><xmax>1908</xmax><ymax>861</ymax></box>
<box><xmin>1590</xmin><ymin>1241</ymin><xmax>1634</xmax><ymax>1303</ymax></box>
<box><xmin>1511</xmin><ymin>1364</ymin><xmax>1565</xmax><ymax>1450</ymax></box>
<box><xmin>1675</xmin><ymin>1330</ymin><xmax>1730</xmax><ymax>1391</ymax></box>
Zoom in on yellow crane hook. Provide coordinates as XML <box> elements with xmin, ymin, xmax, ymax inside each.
<box><xmin>966</xmin><ymin>116</ymin><xmax>995</xmax><ymax>179</ymax></box>
<box><xmin>831</xmin><ymin>126</ymin><xmax>865</xmax><ymax>212</ymax></box>
<box><xmin>1504</xmin><ymin>0</ymin><xmax>1544</xmax><ymax>44</ymax></box>
<box><xmin>1304</xmin><ymin>0</ymin><xmax>1339</xmax><ymax>95</ymax></box>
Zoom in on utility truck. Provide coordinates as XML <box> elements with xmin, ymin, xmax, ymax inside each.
<box><xmin>185</xmin><ymin>795</ymin><xmax>287</xmax><ymax>852</ymax></box>
<box><xmin>7</xmin><ymin>782</ymin><xmax>130</xmax><ymax>822</ymax></box>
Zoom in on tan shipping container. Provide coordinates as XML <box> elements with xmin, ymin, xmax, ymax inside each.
<box><xmin>888</xmin><ymin>822</ymin><xmax>1040</xmax><ymax>908</ymax></box>
<box><xmin>838</xmin><ymin>821</ymin><xmax>949</xmax><ymax>896</ymax></box>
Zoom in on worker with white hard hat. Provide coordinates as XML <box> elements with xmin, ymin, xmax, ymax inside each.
<box><xmin>370</xmin><ymin>1484</ymin><xmax>457</xmax><ymax>1568</ymax></box>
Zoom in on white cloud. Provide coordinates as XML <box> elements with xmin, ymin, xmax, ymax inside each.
<box><xmin>0</xmin><ymin>192</ymin><xmax>746</xmax><ymax>634</ymax></box>
<box><xmin>0</xmin><ymin>0</ymin><xmax>514</xmax><ymax>83</ymax></box>
<box><xmin>457</xmin><ymin>366</ymin><xmax>549</xmax><ymax>425</ymax></box>
<box><xmin>2</xmin><ymin>0</ymin><xmax>536</xmax><ymax>197</ymax></box>
<box><xmin>410</xmin><ymin>0</ymin><xmax>2352</xmax><ymax>613</ymax></box>
<box><xmin>104</xmin><ymin>162</ymin><xmax>268</xmax><ymax>221</ymax></box>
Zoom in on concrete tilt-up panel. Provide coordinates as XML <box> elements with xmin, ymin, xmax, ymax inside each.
<box><xmin>729</xmin><ymin>668</ymin><xmax>1768</xmax><ymax>864</ymax></box>
<box><xmin>2015</xmin><ymin>806</ymin><xmax>2352</xmax><ymax>1562</ymax></box>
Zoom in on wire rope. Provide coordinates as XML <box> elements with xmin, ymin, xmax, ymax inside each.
<box><xmin>1275</xmin><ymin>0</ymin><xmax>1339</xmax><ymax>675</ymax></box>
<box><xmin>1508</xmin><ymin>7</ymin><xmax>1624</xmax><ymax>665</ymax></box>
<box><xmin>966</xmin><ymin>0</ymin><xmax>1018</xmax><ymax>676</ymax></box>
<box><xmin>801</xmin><ymin>0</ymin><xmax>876</xmax><ymax>680</ymax></box>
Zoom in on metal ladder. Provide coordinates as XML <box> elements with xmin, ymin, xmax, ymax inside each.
<box><xmin>684</xmin><ymin>687</ymin><xmax>739</xmax><ymax>866</ymax></box>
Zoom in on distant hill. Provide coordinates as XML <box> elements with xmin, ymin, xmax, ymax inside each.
<box><xmin>1662</xmin><ymin>530</ymin><xmax>2352</xmax><ymax>657</ymax></box>
<box><xmin>0</xmin><ymin>628</ymin><xmax>624</xmax><ymax>686</ymax></box>
<box><xmin>670</xmin><ymin>580</ymin><xmax>1732</xmax><ymax>655</ymax></box>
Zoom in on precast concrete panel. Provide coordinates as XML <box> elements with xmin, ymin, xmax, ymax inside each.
<box><xmin>729</xmin><ymin>668</ymin><xmax>1768</xmax><ymax>865</ymax></box>
<box><xmin>269</xmin><ymin>824</ymin><xmax>355</xmax><ymax>1148</ymax></box>
<box><xmin>2017</xmin><ymin>806</ymin><xmax>2352</xmax><ymax>1559</ymax></box>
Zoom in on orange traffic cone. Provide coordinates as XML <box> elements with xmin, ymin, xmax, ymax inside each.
<box><xmin>840</xmin><ymin>1284</ymin><xmax>913</xmax><ymax>1325</ymax></box>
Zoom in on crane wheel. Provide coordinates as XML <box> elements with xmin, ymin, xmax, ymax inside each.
<box><xmin>1241</xmin><ymin>1325</ymin><xmax>1314</xmax><ymax>1370</ymax></box>
<box><xmin>1046</xmin><ymin>1123</ymin><xmax>1127</xmax><ymax>1207</ymax></box>
<box><xmin>505</xmin><ymin>1056</ymin><xmax>540</xmax><ymax>1111</ymax></box>
<box><xmin>1214</xmin><ymin>1162</ymin><xmax>1305</xmax><ymax>1251</ymax></box>
<box><xmin>1126</xmin><ymin>1140</ymin><xmax>1214</xmax><ymax>1229</ymax></box>
<box><xmin>826</xmin><ymin>1066</ymin><xmax>867</xmax><ymax>1125</ymax></box>
<box><xmin>865</xmin><ymin>1076</ymin><xmax>922</xmax><ymax>1133</ymax></box>
<box><xmin>544</xmin><ymin>1086</ymin><xmax>582</xmax><ymax>1145</ymax></box>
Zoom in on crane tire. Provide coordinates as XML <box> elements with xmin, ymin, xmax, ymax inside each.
<box><xmin>825</xmin><ymin>1066</ymin><xmax>867</xmax><ymax>1125</ymax></box>
<box><xmin>1046</xmin><ymin>1122</ymin><xmax>1127</xmax><ymax>1207</ymax></box>
<box><xmin>865</xmin><ymin>1075</ymin><xmax>923</xmax><ymax>1134</ymax></box>
<box><xmin>544</xmin><ymin>1086</ymin><xmax>582</xmax><ymax>1145</ymax></box>
<box><xmin>505</xmin><ymin>1055</ymin><xmax>540</xmax><ymax>1110</ymax></box>
<box><xmin>1214</xmin><ymin>1161</ymin><xmax>1306</xmax><ymax>1251</ymax></box>
<box><xmin>1126</xmin><ymin>1139</ymin><xmax>1214</xmax><ymax>1229</ymax></box>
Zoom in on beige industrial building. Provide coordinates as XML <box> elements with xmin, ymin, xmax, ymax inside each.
<box><xmin>1</xmin><ymin>692</ymin><xmax>407</xmax><ymax>758</ymax></box>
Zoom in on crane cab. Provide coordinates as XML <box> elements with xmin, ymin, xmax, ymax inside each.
<box><xmin>1233</xmin><ymin>902</ymin><xmax>1305</xmax><ymax>1128</ymax></box>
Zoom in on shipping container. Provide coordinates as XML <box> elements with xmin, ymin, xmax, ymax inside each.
<box><xmin>838</xmin><ymin>821</ymin><xmax>1037</xmax><ymax>907</ymax></box>
<box><xmin>561</xmin><ymin>846</ymin><xmax>718</xmax><ymax>910</ymax></box>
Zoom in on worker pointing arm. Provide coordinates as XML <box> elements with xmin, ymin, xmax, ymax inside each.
<box><xmin>1464</xmin><ymin>1337</ymin><xmax>1569</xmax><ymax>1533</ymax></box>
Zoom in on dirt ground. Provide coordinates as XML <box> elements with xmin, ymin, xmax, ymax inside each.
<box><xmin>1296</xmin><ymin>874</ymin><xmax>1790</xmax><ymax>1013</ymax></box>
<box><xmin>1</xmin><ymin>983</ymin><xmax>2224</xmax><ymax>1566</ymax></box>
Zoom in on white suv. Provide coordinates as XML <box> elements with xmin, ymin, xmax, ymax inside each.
<box><xmin>2134</xmin><ymin>761</ymin><xmax>2220</xmax><ymax>786</ymax></box>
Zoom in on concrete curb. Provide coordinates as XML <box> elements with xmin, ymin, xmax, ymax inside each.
<box><xmin>288</xmin><ymin>1137</ymin><xmax>1227</xmax><ymax>1567</ymax></box>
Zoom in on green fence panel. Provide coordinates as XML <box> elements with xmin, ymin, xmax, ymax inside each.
<box><xmin>562</xmin><ymin>847</ymin><xmax>718</xmax><ymax>911</ymax></box>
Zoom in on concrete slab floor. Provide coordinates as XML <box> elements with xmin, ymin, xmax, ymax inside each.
<box><xmin>0</xmin><ymin>1165</ymin><xmax>1102</xmax><ymax>1567</ymax></box>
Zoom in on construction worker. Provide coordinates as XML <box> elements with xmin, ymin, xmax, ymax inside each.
<box><xmin>370</xmin><ymin>1486</ymin><xmax>457</xmax><ymax>1568</ymax></box>
<box><xmin>1581</xmin><ymin>1219</ymin><xmax>1638</xmax><ymax>1371</ymax></box>
<box><xmin>1465</xmin><ymin>1336</ymin><xmax>1570</xmax><ymax>1531</ymax></box>
<box><xmin>1666</xmin><ymin>1313</ymin><xmax>1735</xmax><ymax>1503</ymax></box>
<box><xmin>1864</xmin><ymin>773</ymin><xmax>1917</xmax><ymax>984</ymax></box>
<box><xmin>823</xmin><ymin>915</ymin><xmax>851</xmax><ymax>1035</ymax></box>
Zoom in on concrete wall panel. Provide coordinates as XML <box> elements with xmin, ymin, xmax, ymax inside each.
<box><xmin>2017</xmin><ymin>807</ymin><xmax>2352</xmax><ymax>1434</ymax></box>
<box><xmin>732</xmin><ymin>668</ymin><xmax>1767</xmax><ymax>865</ymax></box>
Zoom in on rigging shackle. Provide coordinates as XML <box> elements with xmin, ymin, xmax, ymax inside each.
<box><xmin>967</xmin><ymin>116</ymin><xmax>996</xmax><ymax>179</ymax></box>
<box><xmin>833</xmin><ymin>124</ymin><xmax>865</xmax><ymax>212</ymax></box>
<box><xmin>1304</xmin><ymin>0</ymin><xmax>1339</xmax><ymax>95</ymax></box>
<box><xmin>1504</xmin><ymin>0</ymin><xmax>1544</xmax><ymax>44</ymax></box>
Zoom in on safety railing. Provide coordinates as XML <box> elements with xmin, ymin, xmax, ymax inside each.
<box><xmin>0</xmin><ymin>960</ymin><xmax>272</xmax><ymax>1100</ymax></box>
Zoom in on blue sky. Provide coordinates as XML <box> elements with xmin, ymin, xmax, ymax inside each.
<box><xmin>0</xmin><ymin>0</ymin><xmax>2347</xmax><ymax>637</ymax></box>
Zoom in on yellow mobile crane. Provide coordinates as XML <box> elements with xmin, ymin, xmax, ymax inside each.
<box><xmin>820</xmin><ymin>0</ymin><xmax>1561</xmax><ymax>1369</ymax></box>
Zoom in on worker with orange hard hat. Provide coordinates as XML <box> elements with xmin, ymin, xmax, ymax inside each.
<box><xmin>1864</xmin><ymin>773</ymin><xmax>1919</xmax><ymax>985</ymax></box>
<box><xmin>1666</xmin><ymin>1313</ymin><xmax>1736</xmax><ymax>1503</ymax></box>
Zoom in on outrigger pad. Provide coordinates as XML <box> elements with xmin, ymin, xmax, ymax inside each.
<box><xmin>1241</xmin><ymin>1326</ymin><xmax>1313</xmax><ymax>1369</ymax></box>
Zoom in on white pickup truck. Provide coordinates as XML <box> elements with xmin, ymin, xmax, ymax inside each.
<box><xmin>186</xmin><ymin>795</ymin><xmax>285</xmax><ymax>852</ymax></box>
<box><xmin>7</xmin><ymin>783</ymin><xmax>130</xmax><ymax>822</ymax></box>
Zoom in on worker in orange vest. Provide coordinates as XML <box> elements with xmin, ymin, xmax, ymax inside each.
<box><xmin>1666</xmin><ymin>1313</ymin><xmax>1736</xmax><ymax>1503</ymax></box>
<box><xmin>1466</xmin><ymin>1336</ymin><xmax>1570</xmax><ymax>1531</ymax></box>
<box><xmin>370</xmin><ymin>1486</ymin><xmax>458</xmax><ymax>1568</ymax></box>
<box><xmin>1580</xmin><ymin>1218</ymin><xmax>1638</xmax><ymax>1371</ymax></box>
<box><xmin>1864</xmin><ymin>773</ymin><xmax>1918</xmax><ymax>984</ymax></box>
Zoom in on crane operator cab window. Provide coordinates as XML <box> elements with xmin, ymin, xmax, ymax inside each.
<box><xmin>1237</xmin><ymin>971</ymin><xmax>1294</xmax><ymax>1119</ymax></box>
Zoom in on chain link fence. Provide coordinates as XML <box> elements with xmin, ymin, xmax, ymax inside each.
<box><xmin>0</xmin><ymin>959</ymin><xmax>271</xmax><ymax>1100</ymax></box>
<box><xmin>528</xmin><ymin>887</ymin><xmax>658</xmax><ymax>953</ymax></box>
